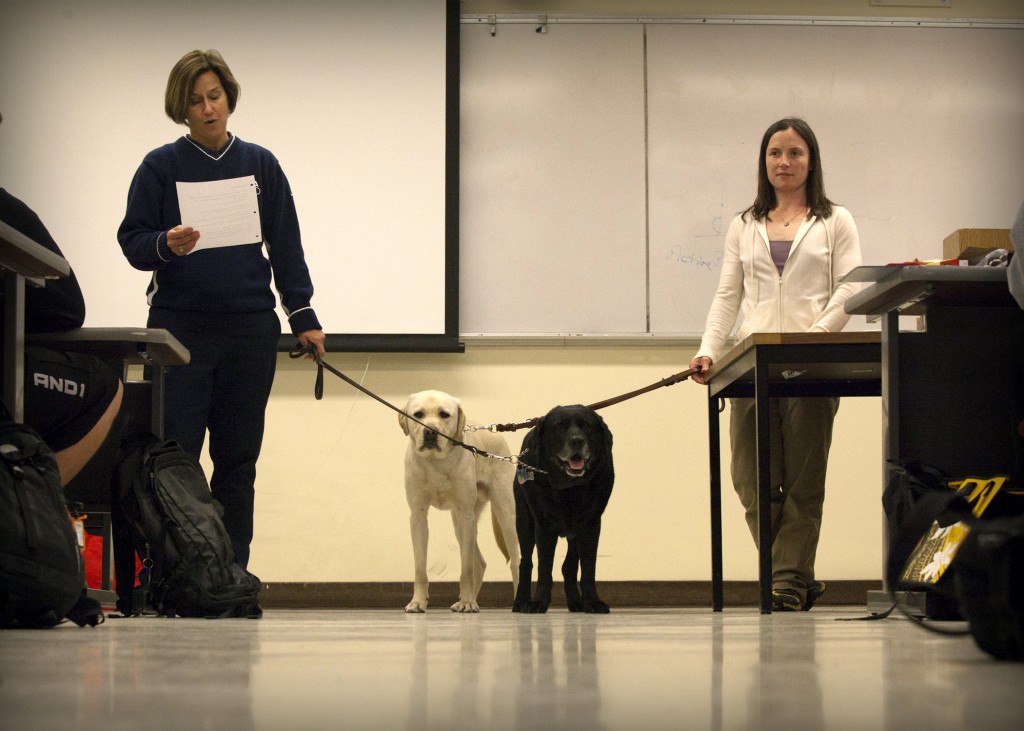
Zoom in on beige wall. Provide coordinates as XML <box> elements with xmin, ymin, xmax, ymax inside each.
<box><xmin>235</xmin><ymin>344</ymin><xmax>883</xmax><ymax>584</ymax></box>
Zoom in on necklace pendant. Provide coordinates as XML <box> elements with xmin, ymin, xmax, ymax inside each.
<box><xmin>784</xmin><ymin>221</ymin><xmax>790</xmax><ymax>227</ymax></box>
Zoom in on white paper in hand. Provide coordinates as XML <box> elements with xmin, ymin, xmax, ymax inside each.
<box><xmin>175</xmin><ymin>175</ymin><xmax>262</xmax><ymax>250</ymax></box>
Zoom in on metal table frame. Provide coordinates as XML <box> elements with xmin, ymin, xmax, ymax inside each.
<box><xmin>705</xmin><ymin>331</ymin><xmax>882</xmax><ymax>613</ymax></box>
<box><xmin>1</xmin><ymin>219</ymin><xmax>70</xmax><ymax>420</ymax></box>
<box><xmin>845</xmin><ymin>265</ymin><xmax>1023</xmax><ymax>615</ymax></box>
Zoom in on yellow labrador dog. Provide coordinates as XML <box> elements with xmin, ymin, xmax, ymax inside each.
<box><xmin>399</xmin><ymin>390</ymin><xmax>519</xmax><ymax>613</ymax></box>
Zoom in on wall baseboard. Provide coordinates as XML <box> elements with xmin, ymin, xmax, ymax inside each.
<box><xmin>260</xmin><ymin>580</ymin><xmax>882</xmax><ymax>609</ymax></box>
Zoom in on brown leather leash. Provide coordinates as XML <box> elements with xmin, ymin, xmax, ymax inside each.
<box><xmin>473</xmin><ymin>367</ymin><xmax>699</xmax><ymax>433</ymax></box>
<box><xmin>290</xmin><ymin>342</ymin><xmax>697</xmax><ymax>435</ymax></box>
<box><xmin>288</xmin><ymin>343</ymin><xmax>545</xmax><ymax>473</ymax></box>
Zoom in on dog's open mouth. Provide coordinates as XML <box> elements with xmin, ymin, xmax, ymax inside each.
<box><xmin>560</xmin><ymin>453</ymin><xmax>588</xmax><ymax>478</ymax></box>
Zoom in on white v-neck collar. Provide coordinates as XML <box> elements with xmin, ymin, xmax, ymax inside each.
<box><xmin>184</xmin><ymin>132</ymin><xmax>235</xmax><ymax>161</ymax></box>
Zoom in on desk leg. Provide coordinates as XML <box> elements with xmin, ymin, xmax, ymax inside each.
<box><xmin>709</xmin><ymin>394</ymin><xmax>723</xmax><ymax>612</ymax></box>
<box><xmin>755</xmin><ymin>351</ymin><xmax>773</xmax><ymax>614</ymax></box>
<box><xmin>880</xmin><ymin>309</ymin><xmax>899</xmax><ymax>591</ymax></box>
<box><xmin>3</xmin><ymin>275</ymin><xmax>26</xmax><ymax>420</ymax></box>
<box><xmin>150</xmin><ymin>364</ymin><xmax>167</xmax><ymax>439</ymax></box>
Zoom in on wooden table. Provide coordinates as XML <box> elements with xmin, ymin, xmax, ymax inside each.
<box><xmin>704</xmin><ymin>331</ymin><xmax>882</xmax><ymax>613</ymax></box>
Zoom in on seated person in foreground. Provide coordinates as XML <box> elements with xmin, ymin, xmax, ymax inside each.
<box><xmin>0</xmin><ymin>152</ymin><xmax>123</xmax><ymax>497</ymax></box>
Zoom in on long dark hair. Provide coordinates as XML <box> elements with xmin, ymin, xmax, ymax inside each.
<box><xmin>742</xmin><ymin>117</ymin><xmax>834</xmax><ymax>223</ymax></box>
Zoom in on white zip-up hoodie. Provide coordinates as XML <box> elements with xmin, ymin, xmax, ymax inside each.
<box><xmin>695</xmin><ymin>205</ymin><xmax>863</xmax><ymax>363</ymax></box>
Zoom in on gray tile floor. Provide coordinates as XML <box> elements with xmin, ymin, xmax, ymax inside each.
<box><xmin>1</xmin><ymin>607</ymin><xmax>1023</xmax><ymax>731</ymax></box>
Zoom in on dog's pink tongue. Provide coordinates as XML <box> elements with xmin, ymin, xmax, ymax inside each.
<box><xmin>570</xmin><ymin>457</ymin><xmax>585</xmax><ymax>471</ymax></box>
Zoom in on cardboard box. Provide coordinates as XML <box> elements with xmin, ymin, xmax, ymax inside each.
<box><xmin>943</xmin><ymin>228</ymin><xmax>1013</xmax><ymax>261</ymax></box>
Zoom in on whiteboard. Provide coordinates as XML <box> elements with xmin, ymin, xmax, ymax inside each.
<box><xmin>0</xmin><ymin>0</ymin><xmax>454</xmax><ymax>348</ymax></box>
<box><xmin>461</xmin><ymin>20</ymin><xmax>1024</xmax><ymax>337</ymax></box>
<box><xmin>459</xmin><ymin>23</ymin><xmax>649</xmax><ymax>336</ymax></box>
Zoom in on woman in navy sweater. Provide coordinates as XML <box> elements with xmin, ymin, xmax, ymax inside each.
<box><xmin>118</xmin><ymin>50</ymin><xmax>325</xmax><ymax>569</ymax></box>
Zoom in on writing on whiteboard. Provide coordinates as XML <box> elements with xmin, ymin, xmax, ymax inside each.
<box><xmin>665</xmin><ymin>245</ymin><xmax>723</xmax><ymax>273</ymax></box>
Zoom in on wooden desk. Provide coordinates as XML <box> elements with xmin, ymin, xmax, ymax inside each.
<box><xmin>705</xmin><ymin>332</ymin><xmax>882</xmax><ymax>613</ymax></box>
<box><xmin>1</xmin><ymin>220</ymin><xmax>70</xmax><ymax>420</ymax></box>
<box><xmin>845</xmin><ymin>266</ymin><xmax>1024</xmax><ymax>615</ymax></box>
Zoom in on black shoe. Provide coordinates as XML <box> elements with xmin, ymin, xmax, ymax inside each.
<box><xmin>232</xmin><ymin>602</ymin><xmax>262</xmax><ymax>619</ymax></box>
<box><xmin>803</xmin><ymin>581</ymin><xmax>826</xmax><ymax>612</ymax></box>
<box><xmin>771</xmin><ymin>588</ymin><xmax>803</xmax><ymax>612</ymax></box>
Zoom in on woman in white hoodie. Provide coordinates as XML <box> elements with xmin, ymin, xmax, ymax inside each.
<box><xmin>690</xmin><ymin>117</ymin><xmax>863</xmax><ymax>611</ymax></box>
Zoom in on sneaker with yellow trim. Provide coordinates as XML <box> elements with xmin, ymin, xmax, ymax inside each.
<box><xmin>771</xmin><ymin>588</ymin><xmax>803</xmax><ymax>611</ymax></box>
<box><xmin>803</xmin><ymin>581</ymin><xmax>826</xmax><ymax>612</ymax></box>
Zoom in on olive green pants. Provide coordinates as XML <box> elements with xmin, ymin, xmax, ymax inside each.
<box><xmin>729</xmin><ymin>396</ymin><xmax>839</xmax><ymax>602</ymax></box>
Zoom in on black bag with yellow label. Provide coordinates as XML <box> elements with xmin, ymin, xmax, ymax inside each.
<box><xmin>883</xmin><ymin>459</ymin><xmax>1024</xmax><ymax>660</ymax></box>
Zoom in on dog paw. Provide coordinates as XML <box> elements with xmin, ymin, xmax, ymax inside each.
<box><xmin>584</xmin><ymin>600</ymin><xmax>610</xmax><ymax>614</ymax></box>
<box><xmin>405</xmin><ymin>600</ymin><xmax>429</xmax><ymax>613</ymax></box>
<box><xmin>524</xmin><ymin>601</ymin><xmax>549</xmax><ymax>614</ymax></box>
<box><xmin>450</xmin><ymin>600</ymin><xmax>480</xmax><ymax>613</ymax></box>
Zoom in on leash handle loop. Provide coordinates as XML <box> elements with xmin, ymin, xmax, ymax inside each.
<box><xmin>289</xmin><ymin>343</ymin><xmax>324</xmax><ymax>399</ymax></box>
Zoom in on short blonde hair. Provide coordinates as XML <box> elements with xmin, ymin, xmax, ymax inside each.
<box><xmin>164</xmin><ymin>49</ymin><xmax>240</xmax><ymax>124</ymax></box>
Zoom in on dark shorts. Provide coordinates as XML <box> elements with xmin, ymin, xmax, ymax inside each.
<box><xmin>23</xmin><ymin>347</ymin><xmax>120</xmax><ymax>452</ymax></box>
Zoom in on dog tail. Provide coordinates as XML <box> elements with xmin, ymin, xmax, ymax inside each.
<box><xmin>492</xmin><ymin>510</ymin><xmax>510</xmax><ymax>561</ymax></box>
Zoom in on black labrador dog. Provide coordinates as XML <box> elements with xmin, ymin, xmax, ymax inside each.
<box><xmin>512</xmin><ymin>405</ymin><xmax>614</xmax><ymax>614</ymax></box>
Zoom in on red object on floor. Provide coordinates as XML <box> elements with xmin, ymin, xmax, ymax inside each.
<box><xmin>83</xmin><ymin>532</ymin><xmax>141</xmax><ymax>590</ymax></box>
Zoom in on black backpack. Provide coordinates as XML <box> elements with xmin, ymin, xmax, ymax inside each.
<box><xmin>882</xmin><ymin>459</ymin><xmax>1024</xmax><ymax>660</ymax></box>
<box><xmin>0</xmin><ymin>408</ymin><xmax>103</xmax><ymax>628</ymax></box>
<box><xmin>955</xmin><ymin>514</ymin><xmax>1024</xmax><ymax>661</ymax></box>
<box><xmin>882</xmin><ymin>459</ymin><xmax>965</xmax><ymax>620</ymax></box>
<box><xmin>112</xmin><ymin>434</ymin><xmax>261</xmax><ymax>618</ymax></box>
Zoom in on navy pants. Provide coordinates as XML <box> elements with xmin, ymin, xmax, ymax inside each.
<box><xmin>151</xmin><ymin>310</ymin><xmax>281</xmax><ymax>569</ymax></box>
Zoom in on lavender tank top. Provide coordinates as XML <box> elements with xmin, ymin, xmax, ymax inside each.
<box><xmin>769</xmin><ymin>239</ymin><xmax>793</xmax><ymax>275</ymax></box>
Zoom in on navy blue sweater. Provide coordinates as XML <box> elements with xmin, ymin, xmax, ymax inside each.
<box><xmin>117</xmin><ymin>135</ymin><xmax>321</xmax><ymax>335</ymax></box>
